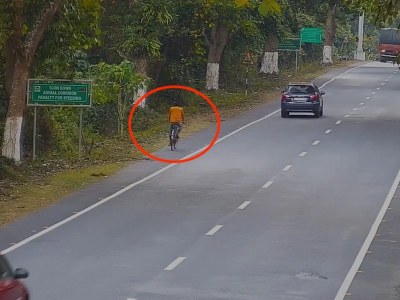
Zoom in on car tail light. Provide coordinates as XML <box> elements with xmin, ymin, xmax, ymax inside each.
<box><xmin>281</xmin><ymin>94</ymin><xmax>289</xmax><ymax>101</ymax></box>
<box><xmin>310</xmin><ymin>94</ymin><xmax>318</xmax><ymax>100</ymax></box>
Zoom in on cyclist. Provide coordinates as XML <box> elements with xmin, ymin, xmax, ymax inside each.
<box><xmin>168</xmin><ymin>101</ymin><xmax>185</xmax><ymax>146</ymax></box>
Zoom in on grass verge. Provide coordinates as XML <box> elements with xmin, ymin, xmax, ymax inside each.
<box><xmin>0</xmin><ymin>59</ymin><xmax>357</xmax><ymax>228</ymax></box>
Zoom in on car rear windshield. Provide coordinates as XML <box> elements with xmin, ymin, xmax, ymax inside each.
<box><xmin>286</xmin><ymin>85</ymin><xmax>315</xmax><ymax>94</ymax></box>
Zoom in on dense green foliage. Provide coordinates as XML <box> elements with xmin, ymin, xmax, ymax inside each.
<box><xmin>0</xmin><ymin>0</ymin><xmax>379</xmax><ymax>163</ymax></box>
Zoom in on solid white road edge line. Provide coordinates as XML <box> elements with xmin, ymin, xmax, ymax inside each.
<box><xmin>237</xmin><ymin>201</ymin><xmax>251</xmax><ymax>210</ymax></box>
<box><xmin>333</xmin><ymin>169</ymin><xmax>400</xmax><ymax>300</ymax></box>
<box><xmin>0</xmin><ymin>63</ymin><xmax>370</xmax><ymax>255</ymax></box>
<box><xmin>164</xmin><ymin>257</ymin><xmax>186</xmax><ymax>271</ymax></box>
<box><xmin>205</xmin><ymin>225</ymin><xmax>224</xmax><ymax>236</ymax></box>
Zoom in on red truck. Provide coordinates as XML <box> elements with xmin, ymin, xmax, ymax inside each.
<box><xmin>379</xmin><ymin>28</ymin><xmax>400</xmax><ymax>63</ymax></box>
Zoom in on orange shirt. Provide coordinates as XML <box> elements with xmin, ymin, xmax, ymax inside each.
<box><xmin>169</xmin><ymin>106</ymin><xmax>184</xmax><ymax>123</ymax></box>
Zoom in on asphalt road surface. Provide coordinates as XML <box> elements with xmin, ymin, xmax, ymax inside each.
<box><xmin>2</xmin><ymin>61</ymin><xmax>400</xmax><ymax>300</ymax></box>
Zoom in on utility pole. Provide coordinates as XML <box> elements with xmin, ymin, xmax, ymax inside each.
<box><xmin>355</xmin><ymin>12</ymin><xmax>365</xmax><ymax>61</ymax></box>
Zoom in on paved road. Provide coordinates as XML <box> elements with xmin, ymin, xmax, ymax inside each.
<box><xmin>2</xmin><ymin>61</ymin><xmax>400</xmax><ymax>300</ymax></box>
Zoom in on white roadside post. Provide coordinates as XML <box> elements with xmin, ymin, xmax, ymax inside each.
<box><xmin>355</xmin><ymin>12</ymin><xmax>365</xmax><ymax>61</ymax></box>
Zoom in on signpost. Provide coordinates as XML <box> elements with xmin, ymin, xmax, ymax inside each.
<box><xmin>278</xmin><ymin>38</ymin><xmax>301</xmax><ymax>75</ymax></box>
<box><xmin>300</xmin><ymin>27</ymin><xmax>323</xmax><ymax>44</ymax></box>
<box><xmin>278</xmin><ymin>39</ymin><xmax>300</xmax><ymax>51</ymax></box>
<box><xmin>27</xmin><ymin>79</ymin><xmax>93</xmax><ymax>160</ymax></box>
<box><xmin>242</xmin><ymin>51</ymin><xmax>254</xmax><ymax>95</ymax></box>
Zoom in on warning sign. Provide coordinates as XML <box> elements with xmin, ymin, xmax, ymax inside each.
<box><xmin>242</xmin><ymin>51</ymin><xmax>254</xmax><ymax>65</ymax></box>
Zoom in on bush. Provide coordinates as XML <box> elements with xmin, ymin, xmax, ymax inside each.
<box><xmin>0</xmin><ymin>155</ymin><xmax>17</xmax><ymax>180</ymax></box>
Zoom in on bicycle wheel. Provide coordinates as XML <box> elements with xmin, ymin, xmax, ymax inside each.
<box><xmin>171</xmin><ymin>127</ymin><xmax>177</xmax><ymax>151</ymax></box>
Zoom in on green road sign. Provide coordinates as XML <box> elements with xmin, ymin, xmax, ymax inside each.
<box><xmin>300</xmin><ymin>27</ymin><xmax>323</xmax><ymax>44</ymax></box>
<box><xmin>28</xmin><ymin>80</ymin><xmax>92</xmax><ymax>107</ymax></box>
<box><xmin>278</xmin><ymin>39</ymin><xmax>300</xmax><ymax>51</ymax></box>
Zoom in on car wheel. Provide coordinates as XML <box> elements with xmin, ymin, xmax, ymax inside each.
<box><xmin>320</xmin><ymin>106</ymin><xmax>323</xmax><ymax>116</ymax></box>
<box><xmin>314</xmin><ymin>109</ymin><xmax>320</xmax><ymax>118</ymax></box>
<box><xmin>281</xmin><ymin>110</ymin><xmax>288</xmax><ymax>118</ymax></box>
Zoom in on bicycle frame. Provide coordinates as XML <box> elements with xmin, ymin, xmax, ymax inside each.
<box><xmin>170</xmin><ymin>125</ymin><xmax>178</xmax><ymax>150</ymax></box>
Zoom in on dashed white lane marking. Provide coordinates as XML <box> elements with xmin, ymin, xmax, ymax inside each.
<box><xmin>344</xmin><ymin>115</ymin><xmax>350</xmax><ymax>118</ymax></box>
<box><xmin>261</xmin><ymin>181</ymin><xmax>274</xmax><ymax>188</ymax></box>
<box><xmin>360</xmin><ymin>103</ymin><xmax>364</xmax><ymax>106</ymax></box>
<box><xmin>352</xmin><ymin>108</ymin><xmax>358</xmax><ymax>111</ymax></box>
<box><xmin>372</xmin><ymin>92</ymin><xmax>376</xmax><ymax>94</ymax></box>
<box><xmin>1</xmin><ymin>63</ymin><xmax>371</xmax><ymax>255</ymax></box>
<box><xmin>381</xmin><ymin>83</ymin><xmax>385</xmax><ymax>85</ymax></box>
<box><xmin>312</xmin><ymin>141</ymin><xmax>320</xmax><ymax>145</ymax></box>
<box><xmin>282</xmin><ymin>165</ymin><xmax>293</xmax><ymax>171</ymax></box>
<box><xmin>299</xmin><ymin>152</ymin><xmax>308</xmax><ymax>157</ymax></box>
<box><xmin>164</xmin><ymin>257</ymin><xmax>186</xmax><ymax>271</ymax></box>
<box><xmin>385</xmin><ymin>79</ymin><xmax>389</xmax><ymax>81</ymax></box>
<box><xmin>366</xmin><ymin>96</ymin><xmax>370</xmax><ymax>99</ymax></box>
<box><xmin>127</xmin><ymin>298</ymin><xmax>137</xmax><ymax>300</ymax></box>
<box><xmin>334</xmin><ymin>169</ymin><xmax>400</xmax><ymax>300</ymax></box>
<box><xmin>377</xmin><ymin>87</ymin><xmax>381</xmax><ymax>90</ymax></box>
<box><xmin>335</xmin><ymin>121</ymin><xmax>342</xmax><ymax>125</ymax></box>
<box><xmin>206</xmin><ymin>225</ymin><xmax>224</xmax><ymax>236</ymax></box>
<box><xmin>325</xmin><ymin>130</ymin><xmax>332</xmax><ymax>133</ymax></box>
<box><xmin>238</xmin><ymin>201</ymin><xmax>251</xmax><ymax>210</ymax></box>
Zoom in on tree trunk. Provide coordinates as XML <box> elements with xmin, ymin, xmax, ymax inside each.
<box><xmin>260</xmin><ymin>34</ymin><xmax>279</xmax><ymax>75</ymax></box>
<box><xmin>323</xmin><ymin>5</ymin><xmax>337</xmax><ymax>65</ymax></box>
<box><xmin>219</xmin><ymin>46</ymin><xmax>227</xmax><ymax>86</ymax></box>
<box><xmin>5</xmin><ymin>39</ymin><xmax>16</xmax><ymax>98</ymax></box>
<box><xmin>2</xmin><ymin>0</ymin><xmax>65</xmax><ymax>162</ymax></box>
<box><xmin>205</xmin><ymin>21</ymin><xmax>230</xmax><ymax>90</ymax></box>
<box><xmin>153</xmin><ymin>59</ymin><xmax>163</xmax><ymax>87</ymax></box>
<box><xmin>117</xmin><ymin>90</ymin><xmax>124</xmax><ymax>139</ymax></box>
<box><xmin>1</xmin><ymin>57</ymin><xmax>29</xmax><ymax>162</ymax></box>
<box><xmin>133</xmin><ymin>56</ymin><xmax>148</xmax><ymax>107</ymax></box>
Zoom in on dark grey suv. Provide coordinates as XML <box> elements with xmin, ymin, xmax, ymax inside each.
<box><xmin>281</xmin><ymin>82</ymin><xmax>325</xmax><ymax>118</ymax></box>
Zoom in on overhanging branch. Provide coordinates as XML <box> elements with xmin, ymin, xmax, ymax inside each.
<box><xmin>24</xmin><ymin>0</ymin><xmax>64</xmax><ymax>64</ymax></box>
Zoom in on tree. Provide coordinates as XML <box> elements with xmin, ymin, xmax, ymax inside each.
<box><xmin>258</xmin><ymin>0</ymin><xmax>298</xmax><ymax>74</ymax></box>
<box><xmin>0</xmin><ymin>0</ymin><xmax>102</xmax><ymax>162</ymax></box>
<box><xmin>323</xmin><ymin>3</ymin><xmax>338</xmax><ymax>65</ymax></box>
<box><xmin>103</xmin><ymin>0</ymin><xmax>173</xmax><ymax>107</ymax></box>
<box><xmin>189</xmin><ymin>0</ymin><xmax>263</xmax><ymax>90</ymax></box>
<box><xmin>344</xmin><ymin>0</ymin><xmax>400</xmax><ymax>27</ymax></box>
<box><xmin>90</xmin><ymin>60</ymin><xmax>147</xmax><ymax>139</ymax></box>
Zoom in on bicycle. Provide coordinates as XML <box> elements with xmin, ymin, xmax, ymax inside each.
<box><xmin>170</xmin><ymin>124</ymin><xmax>178</xmax><ymax>151</ymax></box>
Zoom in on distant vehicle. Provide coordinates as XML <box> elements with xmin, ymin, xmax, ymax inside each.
<box><xmin>281</xmin><ymin>82</ymin><xmax>325</xmax><ymax>118</ymax></box>
<box><xmin>379</xmin><ymin>28</ymin><xmax>400</xmax><ymax>63</ymax></box>
<box><xmin>0</xmin><ymin>253</ymin><xmax>29</xmax><ymax>300</ymax></box>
